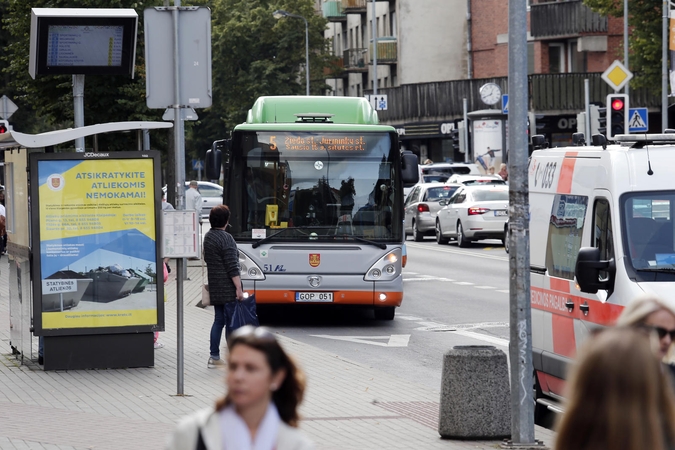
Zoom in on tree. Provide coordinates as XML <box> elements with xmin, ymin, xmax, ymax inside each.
<box><xmin>186</xmin><ymin>0</ymin><xmax>333</xmax><ymax>158</ymax></box>
<box><xmin>584</xmin><ymin>0</ymin><xmax>662</xmax><ymax>90</ymax></box>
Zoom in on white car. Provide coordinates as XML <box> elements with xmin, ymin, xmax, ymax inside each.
<box><xmin>163</xmin><ymin>181</ymin><xmax>223</xmax><ymax>218</ymax></box>
<box><xmin>446</xmin><ymin>174</ymin><xmax>505</xmax><ymax>185</ymax></box>
<box><xmin>435</xmin><ymin>184</ymin><xmax>509</xmax><ymax>247</ymax></box>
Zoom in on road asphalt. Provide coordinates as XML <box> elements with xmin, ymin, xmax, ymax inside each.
<box><xmin>0</xmin><ymin>255</ymin><xmax>556</xmax><ymax>449</ymax></box>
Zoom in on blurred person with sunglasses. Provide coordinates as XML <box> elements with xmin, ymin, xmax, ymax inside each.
<box><xmin>166</xmin><ymin>326</ymin><xmax>314</xmax><ymax>450</ymax></box>
<box><xmin>617</xmin><ymin>295</ymin><xmax>675</xmax><ymax>363</ymax></box>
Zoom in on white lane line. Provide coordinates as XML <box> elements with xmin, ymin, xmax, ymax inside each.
<box><xmin>397</xmin><ymin>315</ymin><xmax>423</xmax><ymax>321</ymax></box>
<box><xmin>403</xmin><ymin>277</ymin><xmax>455</xmax><ymax>282</ymax></box>
<box><xmin>497</xmin><ymin>290</ymin><xmax>510</xmax><ymax>293</ymax></box>
<box><xmin>453</xmin><ymin>281</ymin><xmax>474</xmax><ymax>285</ymax></box>
<box><xmin>454</xmin><ymin>330</ymin><xmax>509</xmax><ymax>348</ymax></box>
<box><xmin>310</xmin><ymin>334</ymin><xmax>411</xmax><ymax>347</ymax></box>
<box><xmin>406</xmin><ymin>242</ymin><xmax>508</xmax><ymax>262</ymax></box>
<box><xmin>473</xmin><ymin>286</ymin><xmax>496</xmax><ymax>290</ymax></box>
<box><xmin>404</xmin><ymin>271</ymin><xmax>420</xmax><ymax>275</ymax></box>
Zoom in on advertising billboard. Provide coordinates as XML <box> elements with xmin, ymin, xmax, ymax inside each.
<box><xmin>30</xmin><ymin>152</ymin><xmax>164</xmax><ymax>335</ymax></box>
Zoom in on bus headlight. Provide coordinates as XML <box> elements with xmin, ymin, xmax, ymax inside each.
<box><xmin>239</xmin><ymin>250</ymin><xmax>265</xmax><ymax>280</ymax></box>
<box><xmin>364</xmin><ymin>249</ymin><xmax>402</xmax><ymax>281</ymax></box>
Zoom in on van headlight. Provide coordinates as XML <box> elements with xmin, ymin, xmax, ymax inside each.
<box><xmin>365</xmin><ymin>249</ymin><xmax>402</xmax><ymax>281</ymax></box>
<box><xmin>239</xmin><ymin>251</ymin><xmax>265</xmax><ymax>280</ymax></box>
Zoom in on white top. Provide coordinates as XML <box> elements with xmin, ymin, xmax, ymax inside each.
<box><xmin>220</xmin><ymin>404</ymin><xmax>280</xmax><ymax>450</ymax></box>
<box><xmin>0</xmin><ymin>204</ymin><xmax>6</xmax><ymax>217</ymax></box>
<box><xmin>185</xmin><ymin>187</ymin><xmax>203</xmax><ymax>217</ymax></box>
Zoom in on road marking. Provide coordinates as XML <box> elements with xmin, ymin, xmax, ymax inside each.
<box><xmin>310</xmin><ymin>334</ymin><xmax>411</xmax><ymax>347</ymax></box>
<box><xmin>453</xmin><ymin>281</ymin><xmax>474</xmax><ymax>285</ymax></box>
<box><xmin>497</xmin><ymin>289</ymin><xmax>509</xmax><ymax>293</ymax></box>
<box><xmin>474</xmin><ymin>285</ymin><xmax>496</xmax><ymax>290</ymax></box>
<box><xmin>403</xmin><ymin>277</ymin><xmax>455</xmax><ymax>282</ymax></box>
<box><xmin>406</xmin><ymin>242</ymin><xmax>508</xmax><ymax>262</ymax></box>
<box><xmin>404</xmin><ymin>271</ymin><xmax>420</xmax><ymax>275</ymax></box>
<box><xmin>454</xmin><ymin>330</ymin><xmax>509</xmax><ymax>348</ymax></box>
<box><xmin>397</xmin><ymin>315</ymin><xmax>423</xmax><ymax>321</ymax></box>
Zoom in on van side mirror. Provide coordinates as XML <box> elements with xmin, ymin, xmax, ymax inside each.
<box><xmin>401</xmin><ymin>150</ymin><xmax>419</xmax><ymax>186</ymax></box>
<box><xmin>575</xmin><ymin>247</ymin><xmax>615</xmax><ymax>294</ymax></box>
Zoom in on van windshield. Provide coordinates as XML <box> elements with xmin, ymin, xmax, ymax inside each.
<box><xmin>622</xmin><ymin>193</ymin><xmax>675</xmax><ymax>273</ymax></box>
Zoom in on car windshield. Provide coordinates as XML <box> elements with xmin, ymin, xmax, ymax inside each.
<box><xmin>425</xmin><ymin>186</ymin><xmax>459</xmax><ymax>201</ymax></box>
<box><xmin>472</xmin><ymin>189</ymin><xmax>508</xmax><ymax>201</ymax></box>
<box><xmin>622</xmin><ymin>192</ymin><xmax>675</xmax><ymax>272</ymax></box>
<box><xmin>225</xmin><ymin>131</ymin><xmax>402</xmax><ymax>242</ymax></box>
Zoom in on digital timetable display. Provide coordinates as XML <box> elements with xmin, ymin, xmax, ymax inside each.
<box><xmin>47</xmin><ymin>25</ymin><xmax>124</xmax><ymax>67</ymax></box>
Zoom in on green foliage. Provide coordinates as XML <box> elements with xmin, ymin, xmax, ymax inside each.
<box><xmin>584</xmin><ymin>0</ymin><xmax>663</xmax><ymax>90</ymax></box>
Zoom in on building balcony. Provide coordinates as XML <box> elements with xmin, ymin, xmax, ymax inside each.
<box><xmin>323</xmin><ymin>57</ymin><xmax>345</xmax><ymax>78</ymax></box>
<box><xmin>343</xmin><ymin>48</ymin><xmax>368</xmax><ymax>72</ymax></box>
<box><xmin>369</xmin><ymin>38</ymin><xmax>397</xmax><ymax>64</ymax></box>
<box><xmin>322</xmin><ymin>1</ymin><xmax>346</xmax><ymax>22</ymax></box>
<box><xmin>341</xmin><ymin>0</ymin><xmax>367</xmax><ymax>13</ymax></box>
<box><xmin>530</xmin><ymin>0</ymin><xmax>607</xmax><ymax>39</ymax></box>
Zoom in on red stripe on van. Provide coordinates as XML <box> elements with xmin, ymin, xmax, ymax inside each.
<box><xmin>531</xmin><ymin>286</ymin><xmax>624</xmax><ymax>326</ymax></box>
<box><xmin>552</xmin><ymin>315</ymin><xmax>576</xmax><ymax>358</ymax></box>
<box><xmin>549</xmin><ymin>277</ymin><xmax>570</xmax><ymax>293</ymax></box>
<box><xmin>556</xmin><ymin>152</ymin><xmax>578</xmax><ymax>194</ymax></box>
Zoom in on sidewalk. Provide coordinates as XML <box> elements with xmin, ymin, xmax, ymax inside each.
<box><xmin>0</xmin><ymin>256</ymin><xmax>555</xmax><ymax>449</ymax></box>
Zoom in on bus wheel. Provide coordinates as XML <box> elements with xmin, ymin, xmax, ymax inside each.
<box><xmin>374</xmin><ymin>306</ymin><xmax>395</xmax><ymax>320</ymax></box>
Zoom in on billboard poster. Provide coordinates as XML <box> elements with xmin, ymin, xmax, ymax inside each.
<box><xmin>31</xmin><ymin>152</ymin><xmax>163</xmax><ymax>334</ymax></box>
<box><xmin>670</xmin><ymin>10</ymin><xmax>675</xmax><ymax>95</ymax></box>
<box><xmin>472</xmin><ymin>119</ymin><xmax>504</xmax><ymax>175</ymax></box>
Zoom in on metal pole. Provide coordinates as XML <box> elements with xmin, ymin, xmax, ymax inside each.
<box><xmin>73</xmin><ymin>74</ymin><xmax>85</xmax><ymax>152</ymax></box>
<box><xmin>508</xmin><ymin>0</ymin><xmax>535</xmax><ymax>444</ymax></box>
<box><xmin>585</xmin><ymin>79</ymin><xmax>591</xmax><ymax>143</ymax></box>
<box><xmin>463</xmin><ymin>98</ymin><xmax>469</xmax><ymax>163</ymax></box>
<box><xmin>624</xmin><ymin>0</ymin><xmax>629</xmax><ymax>96</ymax></box>
<box><xmin>172</xmin><ymin>0</ymin><xmax>186</xmax><ymax>396</ymax></box>
<box><xmin>372</xmin><ymin>0</ymin><xmax>378</xmax><ymax>95</ymax></box>
<box><xmin>663</xmin><ymin>0</ymin><xmax>669</xmax><ymax>132</ymax></box>
<box><xmin>304</xmin><ymin>17</ymin><xmax>309</xmax><ymax>95</ymax></box>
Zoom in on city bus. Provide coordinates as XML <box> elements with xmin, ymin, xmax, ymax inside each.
<box><xmin>205</xmin><ymin>96</ymin><xmax>419</xmax><ymax>320</ymax></box>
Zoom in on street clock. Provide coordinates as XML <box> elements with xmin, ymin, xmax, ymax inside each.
<box><xmin>479</xmin><ymin>83</ymin><xmax>502</xmax><ymax>106</ymax></box>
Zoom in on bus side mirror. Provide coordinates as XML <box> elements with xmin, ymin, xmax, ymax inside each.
<box><xmin>401</xmin><ymin>150</ymin><xmax>419</xmax><ymax>186</ymax></box>
<box><xmin>206</xmin><ymin>139</ymin><xmax>229</xmax><ymax>180</ymax></box>
<box><xmin>575</xmin><ymin>247</ymin><xmax>615</xmax><ymax>294</ymax></box>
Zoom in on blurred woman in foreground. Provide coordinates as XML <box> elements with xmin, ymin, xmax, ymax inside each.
<box><xmin>166</xmin><ymin>326</ymin><xmax>314</xmax><ymax>450</ymax></box>
<box><xmin>555</xmin><ymin>327</ymin><xmax>675</xmax><ymax>450</ymax></box>
<box><xmin>617</xmin><ymin>294</ymin><xmax>675</xmax><ymax>364</ymax></box>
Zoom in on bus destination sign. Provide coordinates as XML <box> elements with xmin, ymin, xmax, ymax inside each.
<box><xmin>270</xmin><ymin>135</ymin><xmax>367</xmax><ymax>152</ymax></box>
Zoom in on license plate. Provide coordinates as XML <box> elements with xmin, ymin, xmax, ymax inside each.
<box><xmin>295</xmin><ymin>292</ymin><xmax>334</xmax><ymax>302</ymax></box>
<box><xmin>494</xmin><ymin>210</ymin><xmax>507</xmax><ymax>217</ymax></box>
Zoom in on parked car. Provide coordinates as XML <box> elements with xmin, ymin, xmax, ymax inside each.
<box><xmin>403</xmin><ymin>173</ymin><xmax>450</xmax><ymax>200</ymax></box>
<box><xmin>163</xmin><ymin>181</ymin><xmax>223</xmax><ymax>219</ymax></box>
<box><xmin>446</xmin><ymin>174</ymin><xmax>505</xmax><ymax>185</ymax></box>
<box><xmin>435</xmin><ymin>184</ymin><xmax>509</xmax><ymax>247</ymax></box>
<box><xmin>404</xmin><ymin>182</ymin><xmax>461</xmax><ymax>241</ymax></box>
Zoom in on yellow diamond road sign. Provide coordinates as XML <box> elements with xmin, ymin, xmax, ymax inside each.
<box><xmin>601</xmin><ymin>60</ymin><xmax>633</xmax><ymax>92</ymax></box>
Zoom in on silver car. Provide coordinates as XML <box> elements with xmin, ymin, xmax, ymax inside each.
<box><xmin>163</xmin><ymin>181</ymin><xmax>223</xmax><ymax>218</ymax></box>
<box><xmin>404</xmin><ymin>183</ymin><xmax>461</xmax><ymax>241</ymax></box>
<box><xmin>435</xmin><ymin>184</ymin><xmax>509</xmax><ymax>247</ymax></box>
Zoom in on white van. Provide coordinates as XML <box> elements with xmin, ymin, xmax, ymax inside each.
<box><xmin>529</xmin><ymin>134</ymin><xmax>675</xmax><ymax>417</ymax></box>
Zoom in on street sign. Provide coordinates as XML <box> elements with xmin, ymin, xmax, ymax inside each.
<box><xmin>601</xmin><ymin>60</ymin><xmax>633</xmax><ymax>92</ymax></box>
<box><xmin>192</xmin><ymin>159</ymin><xmax>203</xmax><ymax>171</ymax></box>
<box><xmin>0</xmin><ymin>95</ymin><xmax>18</xmax><ymax>120</ymax></box>
<box><xmin>502</xmin><ymin>94</ymin><xmax>509</xmax><ymax>114</ymax></box>
<box><xmin>628</xmin><ymin>107</ymin><xmax>649</xmax><ymax>133</ymax></box>
<box><xmin>365</xmin><ymin>94</ymin><xmax>388</xmax><ymax>111</ymax></box>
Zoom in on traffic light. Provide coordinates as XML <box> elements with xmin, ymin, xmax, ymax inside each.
<box><xmin>0</xmin><ymin>120</ymin><xmax>8</xmax><ymax>134</ymax></box>
<box><xmin>596</xmin><ymin>106</ymin><xmax>607</xmax><ymax>137</ymax></box>
<box><xmin>450</xmin><ymin>127</ymin><xmax>460</xmax><ymax>152</ymax></box>
<box><xmin>607</xmin><ymin>94</ymin><xmax>629</xmax><ymax>139</ymax></box>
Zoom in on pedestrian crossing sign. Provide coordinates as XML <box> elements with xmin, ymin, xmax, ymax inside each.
<box><xmin>628</xmin><ymin>107</ymin><xmax>648</xmax><ymax>133</ymax></box>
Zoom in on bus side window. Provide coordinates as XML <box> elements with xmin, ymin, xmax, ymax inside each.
<box><xmin>593</xmin><ymin>198</ymin><xmax>614</xmax><ymax>280</ymax></box>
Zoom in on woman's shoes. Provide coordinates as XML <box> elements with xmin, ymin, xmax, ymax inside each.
<box><xmin>154</xmin><ymin>341</ymin><xmax>165</xmax><ymax>349</ymax></box>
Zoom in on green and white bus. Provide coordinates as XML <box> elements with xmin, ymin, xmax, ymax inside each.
<box><xmin>206</xmin><ymin>96</ymin><xmax>418</xmax><ymax>320</ymax></box>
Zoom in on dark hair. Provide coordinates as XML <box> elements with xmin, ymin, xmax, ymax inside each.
<box><xmin>209</xmin><ymin>204</ymin><xmax>230</xmax><ymax>228</ymax></box>
<box><xmin>216</xmin><ymin>326</ymin><xmax>306</xmax><ymax>427</ymax></box>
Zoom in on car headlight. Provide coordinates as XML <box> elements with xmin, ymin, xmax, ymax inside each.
<box><xmin>364</xmin><ymin>249</ymin><xmax>402</xmax><ymax>281</ymax></box>
<box><xmin>239</xmin><ymin>251</ymin><xmax>265</xmax><ymax>280</ymax></box>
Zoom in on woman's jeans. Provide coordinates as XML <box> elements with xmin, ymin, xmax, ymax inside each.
<box><xmin>210</xmin><ymin>302</ymin><xmax>238</xmax><ymax>359</ymax></box>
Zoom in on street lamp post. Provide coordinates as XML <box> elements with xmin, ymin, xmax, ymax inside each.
<box><xmin>273</xmin><ymin>9</ymin><xmax>310</xmax><ymax>96</ymax></box>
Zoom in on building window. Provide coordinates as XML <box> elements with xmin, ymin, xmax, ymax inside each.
<box><xmin>528</xmin><ymin>42</ymin><xmax>535</xmax><ymax>74</ymax></box>
<box><xmin>549</xmin><ymin>43</ymin><xmax>564</xmax><ymax>74</ymax></box>
<box><xmin>569</xmin><ymin>40</ymin><xmax>587</xmax><ymax>72</ymax></box>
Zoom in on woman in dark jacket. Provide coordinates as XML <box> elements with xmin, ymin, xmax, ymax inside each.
<box><xmin>203</xmin><ymin>204</ymin><xmax>244</xmax><ymax>369</ymax></box>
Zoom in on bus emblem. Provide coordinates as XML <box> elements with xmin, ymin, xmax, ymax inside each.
<box><xmin>309</xmin><ymin>253</ymin><xmax>320</xmax><ymax>267</ymax></box>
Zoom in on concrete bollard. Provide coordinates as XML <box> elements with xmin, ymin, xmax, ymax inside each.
<box><xmin>438</xmin><ymin>345</ymin><xmax>511</xmax><ymax>439</ymax></box>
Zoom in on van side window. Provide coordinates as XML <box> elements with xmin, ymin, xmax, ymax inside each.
<box><xmin>592</xmin><ymin>198</ymin><xmax>614</xmax><ymax>279</ymax></box>
<box><xmin>545</xmin><ymin>194</ymin><xmax>589</xmax><ymax>280</ymax></box>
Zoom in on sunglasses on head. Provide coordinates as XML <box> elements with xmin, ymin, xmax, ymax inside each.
<box><xmin>641</xmin><ymin>324</ymin><xmax>675</xmax><ymax>340</ymax></box>
<box><xmin>231</xmin><ymin>325</ymin><xmax>277</xmax><ymax>342</ymax></box>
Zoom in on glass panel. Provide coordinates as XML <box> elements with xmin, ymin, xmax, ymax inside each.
<box><xmin>425</xmin><ymin>186</ymin><xmax>458</xmax><ymax>201</ymax></box>
<box><xmin>472</xmin><ymin>190</ymin><xmax>509</xmax><ymax>201</ymax></box>
<box><xmin>545</xmin><ymin>194</ymin><xmax>588</xmax><ymax>279</ymax></box>
<box><xmin>623</xmin><ymin>193</ymin><xmax>675</xmax><ymax>269</ymax></box>
<box><xmin>549</xmin><ymin>44</ymin><xmax>563</xmax><ymax>74</ymax></box>
<box><xmin>229</xmin><ymin>132</ymin><xmax>400</xmax><ymax>241</ymax></box>
<box><xmin>593</xmin><ymin>198</ymin><xmax>614</xmax><ymax>280</ymax></box>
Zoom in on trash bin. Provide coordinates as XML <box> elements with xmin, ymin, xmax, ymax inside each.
<box><xmin>438</xmin><ymin>345</ymin><xmax>511</xmax><ymax>439</ymax></box>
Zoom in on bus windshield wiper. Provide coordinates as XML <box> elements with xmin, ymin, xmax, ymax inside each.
<box><xmin>337</xmin><ymin>234</ymin><xmax>387</xmax><ymax>249</ymax></box>
<box><xmin>251</xmin><ymin>227</ymin><xmax>308</xmax><ymax>248</ymax></box>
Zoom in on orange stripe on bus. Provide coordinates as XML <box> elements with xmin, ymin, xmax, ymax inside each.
<box><xmin>531</xmin><ymin>286</ymin><xmax>624</xmax><ymax>326</ymax></box>
<box><xmin>552</xmin><ymin>315</ymin><xmax>576</xmax><ymax>358</ymax></box>
<box><xmin>250</xmin><ymin>290</ymin><xmax>403</xmax><ymax>307</ymax></box>
<box><xmin>556</xmin><ymin>152</ymin><xmax>578</xmax><ymax>194</ymax></box>
<box><xmin>549</xmin><ymin>277</ymin><xmax>570</xmax><ymax>293</ymax></box>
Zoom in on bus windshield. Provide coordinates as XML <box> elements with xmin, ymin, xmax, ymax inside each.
<box><xmin>226</xmin><ymin>131</ymin><xmax>402</xmax><ymax>242</ymax></box>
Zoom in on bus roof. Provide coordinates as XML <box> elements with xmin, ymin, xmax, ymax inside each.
<box><xmin>243</xmin><ymin>96</ymin><xmax>380</xmax><ymax>126</ymax></box>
